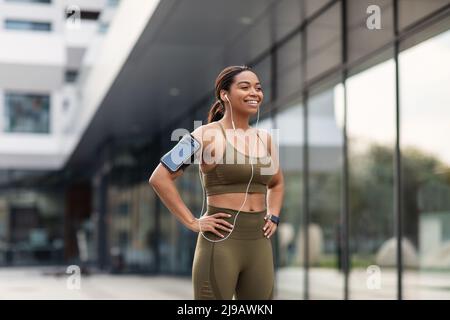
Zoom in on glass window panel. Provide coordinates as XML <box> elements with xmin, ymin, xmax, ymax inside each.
<box><xmin>5</xmin><ymin>0</ymin><xmax>51</xmax><ymax>3</ymax></box>
<box><xmin>305</xmin><ymin>0</ymin><xmax>334</xmax><ymax>19</ymax></box>
<box><xmin>4</xmin><ymin>93</ymin><xmax>50</xmax><ymax>134</ymax></box>
<box><xmin>226</xmin><ymin>9</ymin><xmax>272</xmax><ymax>64</ymax></box>
<box><xmin>277</xmin><ymin>33</ymin><xmax>302</xmax><ymax>101</ymax></box>
<box><xmin>347</xmin><ymin>55</ymin><xmax>396</xmax><ymax>299</ymax></box>
<box><xmin>158</xmin><ymin>136</ymin><xmax>182</xmax><ymax>273</ymax></box>
<box><xmin>273</xmin><ymin>0</ymin><xmax>304</xmax><ymax>42</ymax></box>
<box><xmin>107</xmin><ymin>151</ymin><xmax>155</xmax><ymax>273</ymax></box>
<box><xmin>177</xmin><ymin>164</ymin><xmax>200</xmax><ymax>275</ymax></box>
<box><xmin>0</xmin><ymin>189</ymin><xmax>64</xmax><ymax>266</ymax></box>
<box><xmin>273</xmin><ymin>99</ymin><xmax>305</xmax><ymax>299</ymax></box>
<box><xmin>347</xmin><ymin>0</ymin><xmax>394</xmax><ymax>63</ymax></box>
<box><xmin>108</xmin><ymin>183</ymin><xmax>130</xmax><ymax>271</ymax></box>
<box><xmin>400</xmin><ymin>29</ymin><xmax>450</xmax><ymax>300</ymax></box>
<box><xmin>306</xmin><ymin>2</ymin><xmax>342</xmax><ymax>82</ymax></box>
<box><xmin>308</xmin><ymin>84</ymin><xmax>344</xmax><ymax>299</ymax></box>
<box><xmin>5</xmin><ymin>19</ymin><xmax>51</xmax><ymax>31</ymax></box>
<box><xmin>65</xmin><ymin>70</ymin><xmax>78</xmax><ymax>83</ymax></box>
<box><xmin>399</xmin><ymin>0</ymin><xmax>450</xmax><ymax>30</ymax></box>
<box><xmin>399</xmin><ymin>11</ymin><xmax>450</xmax><ymax>53</ymax></box>
<box><xmin>136</xmin><ymin>181</ymin><xmax>156</xmax><ymax>271</ymax></box>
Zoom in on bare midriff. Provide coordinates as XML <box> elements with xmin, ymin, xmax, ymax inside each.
<box><xmin>200</xmin><ymin>123</ymin><xmax>270</xmax><ymax>213</ymax></box>
<box><xmin>207</xmin><ymin>192</ymin><xmax>266</xmax><ymax>212</ymax></box>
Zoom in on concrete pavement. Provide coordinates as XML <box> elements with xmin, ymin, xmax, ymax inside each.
<box><xmin>2</xmin><ymin>266</ymin><xmax>448</xmax><ymax>299</ymax></box>
<box><xmin>0</xmin><ymin>267</ymin><xmax>193</xmax><ymax>300</ymax></box>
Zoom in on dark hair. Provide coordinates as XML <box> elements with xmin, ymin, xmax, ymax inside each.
<box><xmin>207</xmin><ymin>65</ymin><xmax>252</xmax><ymax>123</ymax></box>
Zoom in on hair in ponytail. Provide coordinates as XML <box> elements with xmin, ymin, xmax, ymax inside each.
<box><xmin>207</xmin><ymin>65</ymin><xmax>252</xmax><ymax>124</ymax></box>
<box><xmin>207</xmin><ymin>100</ymin><xmax>225</xmax><ymax>123</ymax></box>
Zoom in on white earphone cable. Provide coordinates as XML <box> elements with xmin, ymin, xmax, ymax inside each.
<box><xmin>197</xmin><ymin>96</ymin><xmax>260</xmax><ymax>243</ymax></box>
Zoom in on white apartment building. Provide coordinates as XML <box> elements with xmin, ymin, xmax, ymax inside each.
<box><xmin>0</xmin><ymin>0</ymin><xmax>120</xmax><ymax>170</ymax></box>
<box><xmin>0</xmin><ymin>0</ymin><xmax>160</xmax><ymax>267</ymax></box>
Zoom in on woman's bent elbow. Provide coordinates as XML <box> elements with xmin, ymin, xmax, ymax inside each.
<box><xmin>148</xmin><ymin>171</ymin><xmax>159</xmax><ymax>187</ymax></box>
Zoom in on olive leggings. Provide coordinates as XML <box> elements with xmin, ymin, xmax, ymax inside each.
<box><xmin>192</xmin><ymin>205</ymin><xmax>274</xmax><ymax>300</ymax></box>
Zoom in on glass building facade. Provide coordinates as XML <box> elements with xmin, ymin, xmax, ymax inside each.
<box><xmin>137</xmin><ymin>0</ymin><xmax>449</xmax><ymax>299</ymax></box>
<box><xmin>1</xmin><ymin>0</ymin><xmax>449</xmax><ymax>300</ymax></box>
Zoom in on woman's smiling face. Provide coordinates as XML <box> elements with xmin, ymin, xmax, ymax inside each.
<box><xmin>222</xmin><ymin>70</ymin><xmax>264</xmax><ymax>114</ymax></box>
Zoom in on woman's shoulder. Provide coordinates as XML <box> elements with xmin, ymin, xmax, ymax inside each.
<box><xmin>191</xmin><ymin>122</ymin><xmax>223</xmax><ymax>147</ymax></box>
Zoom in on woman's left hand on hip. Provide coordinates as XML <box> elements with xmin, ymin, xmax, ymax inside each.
<box><xmin>263</xmin><ymin>220</ymin><xmax>277</xmax><ymax>239</ymax></box>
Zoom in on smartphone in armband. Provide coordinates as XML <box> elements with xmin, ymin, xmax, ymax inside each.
<box><xmin>160</xmin><ymin>134</ymin><xmax>201</xmax><ymax>173</ymax></box>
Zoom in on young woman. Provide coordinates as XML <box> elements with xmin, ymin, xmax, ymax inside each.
<box><xmin>149</xmin><ymin>65</ymin><xmax>284</xmax><ymax>300</ymax></box>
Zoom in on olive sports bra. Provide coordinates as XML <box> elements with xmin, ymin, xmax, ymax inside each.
<box><xmin>201</xmin><ymin>121</ymin><xmax>275</xmax><ymax>196</ymax></box>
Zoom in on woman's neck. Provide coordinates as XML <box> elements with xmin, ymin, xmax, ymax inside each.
<box><xmin>220</xmin><ymin>112</ymin><xmax>250</xmax><ymax>130</ymax></box>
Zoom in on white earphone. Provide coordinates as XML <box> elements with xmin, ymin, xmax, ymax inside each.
<box><xmin>225</xmin><ymin>95</ymin><xmax>235</xmax><ymax>128</ymax></box>
<box><xmin>197</xmin><ymin>93</ymin><xmax>260</xmax><ymax>243</ymax></box>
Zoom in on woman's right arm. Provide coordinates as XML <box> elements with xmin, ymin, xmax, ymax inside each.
<box><xmin>148</xmin><ymin>163</ymin><xmax>199</xmax><ymax>230</ymax></box>
<box><xmin>148</xmin><ymin>126</ymin><xmax>233</xmax><ymax>237</ymax></box>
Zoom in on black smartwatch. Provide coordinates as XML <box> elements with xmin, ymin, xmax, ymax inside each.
<box><xmin>265</xmin><ymin>214</ymin><xmax>280</xmax><ymax>226</ymax></box>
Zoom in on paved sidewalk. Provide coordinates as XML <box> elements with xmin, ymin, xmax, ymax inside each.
<box><xmin>6</xmin><ymin>266</ymin><xmax>446</xmax><ymax>300</ymax></box>
<box><xmin>0</xmin><ymin>266</ymin><xmax>293</xmax><ymax>300</ymax></box>
<box><xmin>0</xmin><ymin>267</ymin><xmax>193</xmax><ymax>300</ymax></box>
